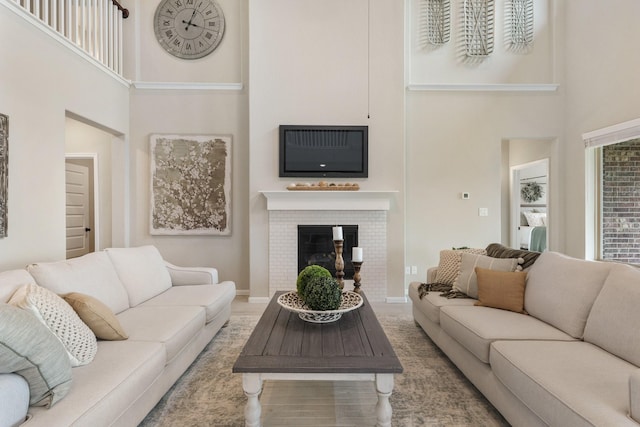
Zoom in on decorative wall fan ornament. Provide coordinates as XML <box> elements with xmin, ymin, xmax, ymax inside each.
<box><xmin>463</xmin><ymin>0</ymin><xmax>494</xmax><ymax>57</ymax></box>
<box><xmin>521</xmin><ymin>181</ymin><xmax>544</xmax><ymax>203</ymax></box>
<box><xmin>426</xmin><ymin>0</ymin><xmax>451</xmax><ymax>45</ymax></box>
<box><xmin>507</xmin><ymin>0</ymin><xmax>534</xmax><ymax>51</ymax></box>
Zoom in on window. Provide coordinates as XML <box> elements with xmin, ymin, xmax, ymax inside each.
<box><xmin>600</xmin><ymin>139</ymin><xmax>640</xmax><ymax>263</ymax></box>
<box><xmin>584</xmin><ymin>118</ymin><xmax>640</xmax><ymax>262</ymax></box>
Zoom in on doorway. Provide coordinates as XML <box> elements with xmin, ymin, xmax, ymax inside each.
<box><xmin>65</xmin><ymin>157</ymin><xmax>96</xmax><ymax>258</ymax></box>
<box><xmin>510</xmin><ymin>159</ymin><xmax>549</xmax><ymax>251</ymax></box>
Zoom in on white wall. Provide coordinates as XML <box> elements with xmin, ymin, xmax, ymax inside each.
<box><xmin>562</xmin><ymin>0</ymin><xmax>640</xmax><ymax>258</ymax></box>
<box><xmin>0</xmin><ymin>3</ymin><xmax>129</xmax><ymax>270</ymax></box>
<box><xmin>404</xmin><ymin>0</ymin><xmax>563</xmax><ymax>281</ymax></box>
<box><xmin>248</xmin><ymin>0</ymin><xmax>406</xmax><ymax>299</ymax></box>
<box><xmin>124</xmin><ymin>0</ymin><xmax>249</xmax><ymax>287</ymax></box>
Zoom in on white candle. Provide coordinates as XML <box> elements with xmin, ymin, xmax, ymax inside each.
<box><xmin>352</xmin><ymin>247</ymin><xmax>363</xmax><ymax>262</ymax></box>
<box><xmin>332</xmin><ymin>226</ymin><xmax>343</xmax><ymax>241</ymax></box>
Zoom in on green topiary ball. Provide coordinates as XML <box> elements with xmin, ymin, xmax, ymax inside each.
<box><xmin>296</xmin><ymin>265</ymin><xmax>332</xmax><ymax>299</ymax></box>
<box><xmin>303</xmin><ymin>276</ymin><xmax>342</xmax><ymax>311</ymax></box>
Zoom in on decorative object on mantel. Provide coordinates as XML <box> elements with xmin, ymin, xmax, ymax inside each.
<box><xmin>352</xmin><ymin>246</ymin><xmax>363</xmax><ymax>293</ymax></box>
<box><xmin>426</xmin><ymin>0</ymin><xmax>451</xmax><ymax>45</ymax></box>
<box><xmin>0</xmin><ymin>113</ymin><xmax>7</xmax><ymax>238</ymax></box>
<box><xmin>333</xmin><ymin>226</ymin><xmax>345</xmax><ymax>289</ymax></box>
<box><xmin>150</xmin><ymin>134</ymin><xmax>232</xmax><ymax>235</ymax></box>
<box><xmin>277</xmin><ymin>290</ymin><xmax>363</xmax><ymax>323</ymax></box>
<box><xmin>287</xmin><ymin>182</ymin><xmax>359</xmax><ymax>191</ymax></box>
<box><xmin>463</xmin><ymin>0</ymin><xmax>494</xmax><ymax>58</ymax></box>
<box><xmin>507</xmin><ymin>0</ymin><xmax>534</xmax><ymax>52</ymax></box>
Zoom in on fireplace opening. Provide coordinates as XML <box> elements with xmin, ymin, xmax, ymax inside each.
<box><xmin>297</xmin><ymin>225</ymin><xmax>358</xmax><ymax>279</ymax></box>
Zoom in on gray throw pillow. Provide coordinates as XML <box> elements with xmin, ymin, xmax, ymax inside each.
<box><xmin>0</xmin><ymin>303</ymin><xmax>72</xmax><ymax>407</ymax></box>
<box><xmin>453</xmin><ymin>253</ymin><xmax>520</xmax><ymax>298</ymax></box>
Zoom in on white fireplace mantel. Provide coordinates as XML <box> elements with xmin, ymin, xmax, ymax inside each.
<box><xmin>260</xmin><ymin>190</ymin><xmax>398</xmax><ymax>211</ymax></box>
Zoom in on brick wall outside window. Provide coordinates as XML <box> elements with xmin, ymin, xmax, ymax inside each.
<box><xmin>602</xmin><ymin>139</ymin><xmax>640</xmax><ymax>263</ymax></box>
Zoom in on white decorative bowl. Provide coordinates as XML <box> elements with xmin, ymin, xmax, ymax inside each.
<box><xmin>277</xmin><ymin>291</ymin><xmax>363</xmax><ymax>323</ymax></box>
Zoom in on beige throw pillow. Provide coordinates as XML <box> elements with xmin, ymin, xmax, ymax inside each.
<box><xmin>453</xmin><ymin>253</ymin><xmax>519</xmax><ymax>298</ymax></box>
<box><xmin>63</xmin><ymin>292</ymin><xmax>128</xmax><ymax>341</ymax></box>
<box><xmin>433</xmin><ymin>248</ymin><xmax>486</xmax><ymax>285</ymax></box>
<box><xmin>474</xmin><ymin>268</ymin><xmax>527</xmax><ymax>313</ymax></box>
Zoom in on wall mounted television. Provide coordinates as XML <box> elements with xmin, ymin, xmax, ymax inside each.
<box><xmin>279</xmin><ymin>125</ymin><xmax>368</xmax><ymax>178</ymax></box>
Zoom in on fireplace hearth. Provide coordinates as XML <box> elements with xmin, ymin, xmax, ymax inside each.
<box><xmin>297</xmin><ymin>225</ymin><xmax>358</xmax><ymax>279</ymax></box>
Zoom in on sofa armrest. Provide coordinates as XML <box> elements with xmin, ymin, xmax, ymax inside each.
<box><xmin>630</xmin><ymin>371</ymin><xmax>640</xmax><ymax>423</ymax></box>
<box><xmin>0</xmin><ymin>374</ymin><xmax>29</xmax><ymax>427</ymax></box>
<box><xmin>165</xmin><ymin>262</ymin><xmax>219</xmax><ymax>285</ymax></box>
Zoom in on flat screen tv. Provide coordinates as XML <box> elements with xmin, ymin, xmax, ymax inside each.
<box><xmin>279</xmin><ymin>125</ymin><xmax>368</xmax><ymax>178</ymax></box>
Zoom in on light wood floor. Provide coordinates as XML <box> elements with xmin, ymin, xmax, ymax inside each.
<box><xmin>230</xmin><ymin>295</ymin><xmax>413</xmax><ymax>427</ymax></box>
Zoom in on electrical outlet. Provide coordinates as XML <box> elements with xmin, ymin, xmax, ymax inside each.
<box><xmin>411</xmin><ymin>266</ymin><xmax>418</xmax><ymax>275</ymax></box>
<box><xmin>405</xmin><ymin>266</ymin><xmax>410</xmax><ymax>275</ymax></box>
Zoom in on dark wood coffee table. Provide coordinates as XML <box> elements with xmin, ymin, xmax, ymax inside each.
<box><xmin>232</xmin><ymin>291</ymin><xmax>403</xmax><ymax>427</ymax></box>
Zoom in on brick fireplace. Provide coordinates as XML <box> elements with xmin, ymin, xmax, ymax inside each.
<box><xmin>261</xmin><ymin>191</ymin><xmax>396</xmax><ymax>302</ymax></box>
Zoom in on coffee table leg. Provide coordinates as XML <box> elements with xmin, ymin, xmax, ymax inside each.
<box><xmin>242</xmin><ymin>373</ymin><xmax>262</xmax><ymax>427</ymax></box>
<box><xmin>375</xmin><ymin>374</ymin><xmax>394</xmax><ymax>427</ymax></box>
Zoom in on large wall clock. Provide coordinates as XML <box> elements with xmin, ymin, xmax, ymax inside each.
<box><xmin>154</xmin><ymin>0</ymin><xmax>225</xmax><ymax>60</ymax></box>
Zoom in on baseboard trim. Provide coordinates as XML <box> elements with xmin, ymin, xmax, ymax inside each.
<box><xmin>385</xmin><ymin>296</ymin><xmax>408</xmax><ymax>304</ymax></box>
<box><xmin>248</xmin><ymin>296</ymin><xmax>271</xmax><ymax>304</ymax></box>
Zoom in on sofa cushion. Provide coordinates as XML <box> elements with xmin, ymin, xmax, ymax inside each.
<box><xmin>584</xmin><ymin>263</ymin><xmax>640</xmax><ymax>367</ymax></box>
<box><xmin>0</xmin><ymin>303</ymin><xmax>72</xmax><ymax>407</ymax></box>
<box><xmin>117</xmin><ymin>305</ymin><xmax>205</xmax><ymax>363</ymax></box>
<box><xmin>630</xmin><ymin>371</ymin><xmax>640</xmax><ymax>424</ymax></box>
<box><xmin>474</xmin><ymin>268</ymin><xmax>527</xmax><ymax>314</ymax></box>
<box><xmin>440</xmin><ymin>305</ymin><xmax>575</xmax><ymax>363</ymax></box>
<box><xmin>9</xmin><ymin>283</ymin><xmax>97</xmax><ymax>367</ymax></box>
<box><xmin>140</xmin><ymin>281</ymin><xmax>236</xmax><ymax>323</ymax></box>
<box><xmin>27</xmin><ymin>251</ymin><xmax>130</xmax><ymax>314</ymax></box>
<box><xmin>63</xmin><ymin>292</ymin><xmax>128</xmax><ymax>341</ymax></box>
<box><xmin>26</xmin><ymin>340</ymin><xmax>166</xmax><ymax>426</ymax></box>
<box><xmin>453</xmin><ymin>253</ymin><xmax>520</xmax><ymax>298</ymax></box>
<box><xmin>525</xmin><ymin>252</ymin><xmax>612</xmax><ymax>339</ymax></box>
<box><xmin>433</xmin><ymin>248</ymin><xmax>486</xmax><ymax>285</ymax></box>
<box><xmin>0</xmin><ymin>374</ymin><xmax>29</xmax><ymax>426</ymax></box>
<box><xmin>491</xmin><ymin>340</ymin><xmax>637</xmax><ymax>427</ymax></box>
<box><xmin>408</xmin><ymin>282</ymin><xmax>475</xmax><ymax>324</ymax></box>
<box><xmin>106</xmin><ymin>246</ymin><xmax>172</xmax><ymax>307</ymax></box>
<box><xmin>0</xmin><ymin>269</ymin><xmax>35</xmax><ymax>303</ymax></box>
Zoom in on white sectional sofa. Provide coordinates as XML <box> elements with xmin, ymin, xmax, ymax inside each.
<box><xmin>0</xmin><ymin>245</ymin><xmax>236</xmax><ymax>427</ymax></box>
<box><xmin>409</xmin><ymin>251</ymin><xmax>640</xmax><ymax>427</ymax></box>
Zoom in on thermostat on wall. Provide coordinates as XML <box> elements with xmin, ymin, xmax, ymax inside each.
<box><xmin>462</xmin><ymin>192</ymin><xmax>470</xmax><ymax>199</ymax></box>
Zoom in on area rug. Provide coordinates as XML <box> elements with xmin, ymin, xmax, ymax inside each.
<box><xmin>139</xmin><ymin>314</ymin><xmax>509</xmax><ymax>427</ymax></box>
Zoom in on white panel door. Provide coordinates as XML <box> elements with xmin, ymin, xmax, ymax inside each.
<box><xmin>66</xmin><ymin>162</ymin><xmax>91</xmax><ymax>259</ymax></box>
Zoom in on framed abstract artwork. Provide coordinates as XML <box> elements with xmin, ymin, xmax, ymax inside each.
<box><xmin>0</xmin><ymin>114</ymin><xmax>7</xmax><ymax>238</ymax></box>
<box><xmin>150</xmin><ymin>134</ymin><xmax>232</xmax><ymax>235</ymax></box>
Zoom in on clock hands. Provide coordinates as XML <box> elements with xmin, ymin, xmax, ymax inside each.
<box><xmin>183</xmin><ymin>9</ymin><xmax>197</xmax><ymax>31</ymax></box>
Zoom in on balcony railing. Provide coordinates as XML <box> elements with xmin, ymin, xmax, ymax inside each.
<box><xmin>10</xmin><ymin>0</ymin><xmax>128</xmax><ymax>75</ymax></box>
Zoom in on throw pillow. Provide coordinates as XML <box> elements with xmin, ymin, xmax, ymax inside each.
<box><xmin>9</xmin><ymin>283</ymin><xmax>98</xmax><ymax>367</ymax></box>
<box><xmin>453</xmin><ymin>253</ymin><xmax>519</xmax><ymax>298</ymax></box>
<box><xmin>433</xmin><ymin>248</ymin><xmax>486</xmax><ymax>285</ymax></box>
<box><xmin>523</xmin><ymin>211</ymin><xmax>546</xmax><ymax>227</ymax></box>
<box><xmin>0</xmin><ymin>303</ymin><xmax>72</xmax><ymax>407</ymax></box>
<box><xmin>63</xmin><ymin>292</ymin><xmax>128</xmax><ymax>341</ymax></box>
<box><xmin>485</xmin><ymin>243</ymin><xmax>542</xmax><ymax>269</ymax></box>
<box><xmin>474</xmin><ymin>268</ymin><xmax>527</xmax><ymax>313</ymax></box>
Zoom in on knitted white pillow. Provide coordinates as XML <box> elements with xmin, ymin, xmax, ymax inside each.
<box><xmin>433</xmin><ymin>248</ymin><xmax>487</xmax><ymax>285</ymax></box>
<box><xmin>9</xmin><ymin>283</ymin><xmax>97</xmax><ymax>367</ymax></box>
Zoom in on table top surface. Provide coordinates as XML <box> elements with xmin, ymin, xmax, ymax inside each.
<box><xmin>232</xmin><ymin>291</ymin><xmax>403</xmax><ymax>374</ymax></box>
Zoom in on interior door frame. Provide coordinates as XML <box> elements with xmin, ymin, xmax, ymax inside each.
<box><xmin>510</xmin><ymin>158</ymin><xmax>550</xmax><ymax>250</ymax></box>
<box><xmin>66</xmin><ymin>153</ymin><xmax>100</xmax><ymax>251</ymax></box>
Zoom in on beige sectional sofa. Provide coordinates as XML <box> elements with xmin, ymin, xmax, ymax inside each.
<box><xmin>409</xmin><ymin>251</ymin><xmax>640</xmax><ymax>426</ymax></box>
<box><xmin>0</xmin><ymin>245</ymin><xmax>236</xmax><ymax>427</ymax></box>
